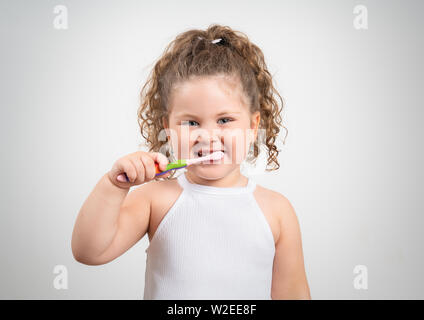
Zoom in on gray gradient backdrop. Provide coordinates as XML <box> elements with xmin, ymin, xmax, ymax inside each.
<box><xmin>1</xmin><ymin>0</ymin><xmax>423</xmax><ymax>299</ymax></box>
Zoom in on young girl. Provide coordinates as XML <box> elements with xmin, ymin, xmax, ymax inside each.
<box><xmin>72</xmin><ymin>24</ymin><xmax>311</xmax><ymax>300</ymax></box>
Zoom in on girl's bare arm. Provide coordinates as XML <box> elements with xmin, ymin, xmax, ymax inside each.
<box><xmin>71</xmin><ymin>151</ymin><xmax>169</xmax><ymax>265</ymax></box>
<box><xmin>71</xmin><ymin>173</ymin><xmax>151</xmax><ymax>265</ymax></box>
<box><xmin>271</xmin><ymin>194</ymin><xmax>311</xmax><ymax>300</ymax></box>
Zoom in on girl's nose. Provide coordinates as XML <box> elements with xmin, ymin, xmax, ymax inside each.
<box><xmin>192</xmin><ymin>126</ymin><xmax>221</xmax><ymax>145</ymax></box>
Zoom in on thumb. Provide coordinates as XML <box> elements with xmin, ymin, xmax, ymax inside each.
<box><xmin>117</xmin><ymin>173</ymin><xmax>129</xmax><ymax>182</ymax></box>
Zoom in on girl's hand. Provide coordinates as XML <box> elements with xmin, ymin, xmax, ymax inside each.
<box><xmin>108</xmin><ymin>151</ymin><xmax>170</xmax><ymax>189</ymax></box>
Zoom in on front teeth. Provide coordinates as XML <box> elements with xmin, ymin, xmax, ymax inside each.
<box><xmin>197</xmin><ymin>150</ymin><xmax>210</xmax><ymax>157</ymax></box>
<box><xmin>195</xmin><ymin>150</ymin><xmax>224</xmax><ymax>158</ymax></box>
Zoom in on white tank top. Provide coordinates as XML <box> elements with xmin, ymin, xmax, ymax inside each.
<box><xmin>143</xmin><ymin>172</ymin><xmax>275</xmax><ymax>299</ymax></box>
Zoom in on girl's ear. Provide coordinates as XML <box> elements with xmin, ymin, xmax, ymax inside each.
<box><xmin>251</xmin><ymin>111</ymin><xmax>260</xmax><ymax>140</ymax></box>
<box><xmin>162</xmin><ymin>117</ymin><xmax>173</xmax><ymax>143</ymax></box>
<box><xmin>162</xmin><ymin>117</ymin><xmax>169</xmax><ymax>129</ymax></box>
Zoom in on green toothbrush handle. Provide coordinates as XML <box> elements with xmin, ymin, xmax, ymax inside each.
<box><xmin>155</xmin><ymin>159</ymin><xmax>187</xmax><ymax>176</ymax></box>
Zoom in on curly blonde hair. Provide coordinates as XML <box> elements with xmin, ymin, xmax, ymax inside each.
<box><xmin>137</xmin><ymin>24</ymin><xmax>287</xmax><ymax>176</ymax></box>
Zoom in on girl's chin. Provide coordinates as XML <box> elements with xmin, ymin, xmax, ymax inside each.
<box><xmin>189</xmin><ymin>164</ymin><xmax>228</xmax><ymax>178</ymax></box>
<box><xmin>194</xmin><ymin>163</ymin><xmax>223</xmax><ymax>171</ymax></box>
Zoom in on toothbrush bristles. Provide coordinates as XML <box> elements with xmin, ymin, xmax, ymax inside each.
<box><xmin>209</xmin><ymin>151</ymin><xmax>224</xmax><ymax>160</ymax></box>
<box><xmin>187</xmin><ymin>151</ymin><xmax>224</xmax><ymax>165</ymax></box>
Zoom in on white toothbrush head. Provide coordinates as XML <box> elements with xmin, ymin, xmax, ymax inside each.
<box><xmin>186</xmin><ymin>151</ymin><xmax>224</xmax><ymax>165</ymax></box>
<box><xmin>209</xmin><ymin>151</ymin><xmax>224</xmax><ymax>161</ymax></box>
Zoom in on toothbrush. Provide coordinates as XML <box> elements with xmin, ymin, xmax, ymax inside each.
<box><xmin>117</xmin><ymin>151</ymin><xmax>225</xmax><ymax>182</ymax></box>
<box><xmin>154</xmin><ymin>151</ymin><xmax>224</xmax><ymax>176</ymax></box>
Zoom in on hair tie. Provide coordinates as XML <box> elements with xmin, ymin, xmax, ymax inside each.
<box><xmin>211</xmin><ymin>37</ymin><xmax>229</xmax><ymax>47</ymax></box>
<box><xmin>196</xmin><ymin>36</ymin><xmax>229</xmax><ymax>47</ymax></box>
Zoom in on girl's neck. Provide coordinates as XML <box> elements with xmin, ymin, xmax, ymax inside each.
<box><xmin>185</xmin><ymin>167</ymin><xmax>248</xmax><ymax>188</ymax></box>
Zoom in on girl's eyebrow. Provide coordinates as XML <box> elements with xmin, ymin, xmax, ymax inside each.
<box><xmin>216</xmin><ymin>111</ymin><xmax>242</xmax><ymax>116</ymax></box>
<box><xmin>174</xmin><ymin>110</ymin><xmax>241</xmax><ymax>118</ymax></box>
<box><xmin>174</xmin><ymin>112</ymin><xmax>200</xmax><ymax>119</ymax></box>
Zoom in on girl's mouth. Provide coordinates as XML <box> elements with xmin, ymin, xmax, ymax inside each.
<box><xmin>191</xmin><ymin>148</ymin><xmax>226</xmax><ymax>165</ymax></box>
<box><xmin>195</xmin><ymin>149</ymin><xmax>225</xmax><ymax>158</ymax></box>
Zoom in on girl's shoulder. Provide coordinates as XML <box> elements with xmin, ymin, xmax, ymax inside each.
<box><xmin>147</xmin><ymin>176</ymin><xmax>181</xmax><ymax>192</ymax></box>
<box><xmin>129</xmin><ymin>176</ymin><xmax>180</xmax><ymax>200</ymax></box>
<box><xmin>141</xmin><ymin>176</ymin><xmax>182</xmax><ymax>204</ymax></box>
<box><xmin>141</xmin><ymin>177</ymin><xmax>183</xmax><ymax>241</ymax></box>
<box><xmin>127</xmin><ymin>177</ymin><xmax>182</xmax><ymax>218</ymax></box>
<box><xmin>253</xmin><ymin>183</ymin><xmax>295</xmax><ymax>241</ymax></box>
<box><xmin>253</xmin><ymin>183</ymin><xmax>289</xmax><ymax>208</ymax></box>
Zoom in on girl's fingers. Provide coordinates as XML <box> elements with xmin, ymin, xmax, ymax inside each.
<box><xmin>140</xmin><ymin>154</ymin><xmax>155</xmax><ymax>181</ymax></box>
<box><xmin>128</xmin><ymin>157</ymin><xmax>145</xmax><ymax>184</ymax></box>
<box><xmin>112</xmin><ymin>159</ymin><xmax>135</xmax><ymax>184</ymax></box>
<box><xmin>110</xmin><ymin>151</ymin><xmax>170</xmax><ymax>188</ymax></box>
<box><xmin>149</xmin><ymin>152</ymin><xmax>169</xmax><ymax>171</ymax></box>
<box><xmin>123</xmin><ymin>159</ymin><xmax>138</xmax><ymax>183</ymax></box>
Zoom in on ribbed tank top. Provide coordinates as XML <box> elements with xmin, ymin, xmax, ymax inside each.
<box><xmin>143</xmin><ymin>172</ymin><xmax>276</xmax><ymax>300</ymax></box>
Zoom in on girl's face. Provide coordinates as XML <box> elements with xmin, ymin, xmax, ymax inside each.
<box><xmin>164</xmin><ymin>76</ymin><xmax>260</xmax><ymax>181</ymax></box>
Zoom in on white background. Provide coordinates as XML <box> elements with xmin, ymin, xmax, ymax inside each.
<box><xmin>0</xmin><ymin>0</ymin><xmax>423</xmax><ymax>299</ymax></box>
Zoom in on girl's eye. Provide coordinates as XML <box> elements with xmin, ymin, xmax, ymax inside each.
<box><xmin>217</xmin><ymin>117</ymin><xmax>233</xmax><ymax>124</ymax></box>
<box><xmin>181</xmin><ymin>120</ymin><xmax>199</xmax><ymax>126</ymax></box>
